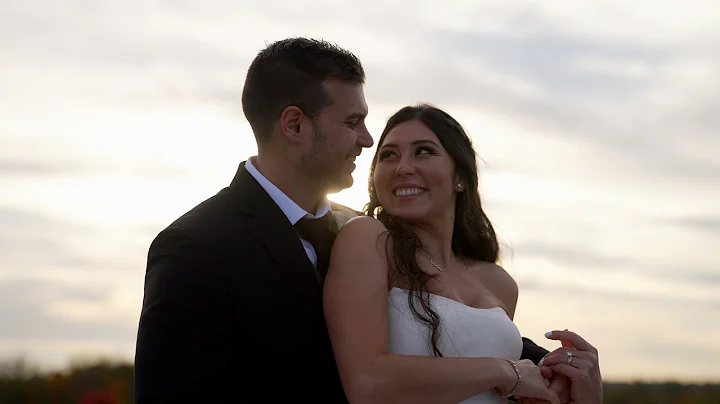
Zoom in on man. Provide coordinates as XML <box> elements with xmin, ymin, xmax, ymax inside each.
<box><xmin>134</xmin><ymin>37</ymin><xmax>557</xmax><ymax>403</ymax></box>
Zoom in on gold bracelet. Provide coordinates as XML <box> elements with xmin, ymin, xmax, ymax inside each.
<box><xmin>495</xmin><ymin>358</ymin><xmax>521</xmax><ymax>398</ymax></box>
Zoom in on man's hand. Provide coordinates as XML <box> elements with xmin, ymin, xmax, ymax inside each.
<box><xmin>541</xmin><ymin>330</ymin><xmax>603</xmax><ymax>404</ymax></box>
<box><xmin>548</xmin><ymin>373</ymin><xmax>572</xmax><ymax>403</ymax></box>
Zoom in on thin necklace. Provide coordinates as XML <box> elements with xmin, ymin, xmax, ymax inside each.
<box><xmin>427</xmin><ymin>256</ymin><xmax>443</xmax><ymax>272</ymax></box>
<box><xmin>426</xmin><ymin>255</ymin><xmax>469</xmax><ymax>273</ymax></box>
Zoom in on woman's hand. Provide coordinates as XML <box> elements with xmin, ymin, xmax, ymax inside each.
<box><xmin>540</xmin><ymin>330</ymin><xmax>602</xmax><ymax>404</ymax></box>
<box><xmin>516</xmin><ymin>373</ymin><xmax>571</xmax><ymax>404</ymax></box>
<box><xmin>503</xmin><ymin>359</ymin><xmax>561</xmax><ymax>404</ymax></box>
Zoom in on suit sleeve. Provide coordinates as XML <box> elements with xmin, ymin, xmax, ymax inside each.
<box><xmin>134</xmin><ymin>226</ymin><xmax>237</xmax><ymax>403</ymax></box>
<box><xmin>520</xmin><ymin>337</ymin><xmax>550</xmax><ymax>364</ymax></box>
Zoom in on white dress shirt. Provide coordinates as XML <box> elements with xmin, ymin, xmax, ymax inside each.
<box><xmin>244</xmin><ymin>156</ymin><xmax>331</xmax><ymax>266</ymax></box>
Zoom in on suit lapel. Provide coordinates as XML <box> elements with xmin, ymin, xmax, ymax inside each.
<box><xmin>229</xmin><ymin>162</ymin><xmax>322</xmax><ymax>297</ymax></box>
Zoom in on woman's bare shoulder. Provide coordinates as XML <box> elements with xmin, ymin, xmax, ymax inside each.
<box><xmin>333</xmin><ymin>216</ymin><xmax>389</xmax><ymax>255</ymax></box>
<box><xmin>337</xmin><ymin>215</ymin><xmax>387</xmax><ymax>239</ymax></box>
<box><xmin>484</xmin><ymin>262</ymin><xmax>518</xmax><ymax>293</ymax></box>
<box><xmin>472</xmin><ymin>261</ymin><xmax>519</xmax><ymax>315</ymax></box>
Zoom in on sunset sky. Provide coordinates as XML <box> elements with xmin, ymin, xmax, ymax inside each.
<box><xmin>1</xmin><ymin>0</ymin><xmax>719</xmax><ymax>382</ymax></box>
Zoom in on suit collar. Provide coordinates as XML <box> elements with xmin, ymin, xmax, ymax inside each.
<box><xmin>229</xmin><ymin>161</ymin><xmax>274</xmax><ymax>218</ymax></box>
<box><xmin>229</xmin><ymin>161</ymin><xmax>324</xmax><ymax>291</ymax></box>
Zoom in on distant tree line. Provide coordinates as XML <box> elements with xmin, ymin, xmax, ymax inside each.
<box><xmin>1</xmin><ymin>357</ymin><xmax>719</xmax><ymax>403</ymax></box>
<box><xmin>603</xmin><ymin>382</ymin><xmax>720</xmax><ymax>404</ymax></box>
<box><xmin>0</xmin><ymin>357</ymin><xmax>131</xmax><ymax>404</ymax></box>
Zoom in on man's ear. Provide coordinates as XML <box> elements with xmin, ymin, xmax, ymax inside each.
<box><xmin>279</xmin><ymin>106</ymin><xmax>309</xmax><ymax>145</ymax></box>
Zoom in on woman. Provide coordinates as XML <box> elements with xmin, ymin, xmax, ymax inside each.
<box><xmin>324</xmin><ymin>104</ymin><xmax>601</xmax><ymax>403</ymax></box>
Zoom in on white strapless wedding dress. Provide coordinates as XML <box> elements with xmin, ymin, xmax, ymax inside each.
<box><xmin>388</xmin><ymin>287</ymin><xmax>523</xmax><ymax>404</ymax></box>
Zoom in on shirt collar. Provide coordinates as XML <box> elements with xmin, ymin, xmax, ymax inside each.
<box><xmin>244</xmin><ymin>156</ymin><xmax>331</xmax><ymax>225</ymax></box>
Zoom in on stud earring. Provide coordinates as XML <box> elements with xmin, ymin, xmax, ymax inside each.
<box><xmin>456</xmin><ymin>183</ymin><xmax>464</xmax><ymax>192</ymax></box>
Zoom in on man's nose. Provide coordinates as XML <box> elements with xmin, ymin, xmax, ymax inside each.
<box><xmin>357</xmin><ymin>124</ymin><xmax>374</xmax><ymax>148</ymax></box>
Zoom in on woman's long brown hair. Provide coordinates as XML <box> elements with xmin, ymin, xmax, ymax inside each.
<box><xmin>364</xmin><ymin>104</ymin><xmax>499</xmax><ymax>356</ymax></box>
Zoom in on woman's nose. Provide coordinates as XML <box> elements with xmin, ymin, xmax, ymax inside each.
<box><xmin>394</xmin><ymin>159</ymin><xmax>415</xmax><ymax>176</ymax></box>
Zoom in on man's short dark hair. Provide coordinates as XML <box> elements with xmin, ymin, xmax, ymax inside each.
<box><xmin>241</xmin><ymin>37</ymin><xmax>365</xmax><ymax>145</ymax></box>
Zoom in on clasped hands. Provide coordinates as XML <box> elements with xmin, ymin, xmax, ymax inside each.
<box><xmin>515</xmin><ymin>330</ymin><xmax>603</xmax><ymax>404</ymax></box>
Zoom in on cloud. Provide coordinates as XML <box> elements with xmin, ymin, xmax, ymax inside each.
<box><xmin>3</xmin><ymin>0</ymin><xmax>717</xmax><ymax>190</ymax></box>
<box><xmin>0</xmin><ymin>208</ymin><xmax>147</xmax><ymax>348</ymax></box>
<box><xmin>0</xmin><ymin>160</ymin><xmax>79</xmax><ymax>176</ymax></box>
<box><xmin>664</xmin><ymin>216</ymin><xmax>720</xmax><ymax>234</ymax></box>
<box><xmin>0</xmin><ymin>207</ymin><xmax>146</xmax><ymax>274</ymax></box>
<box><xmin>363</xmin><ymin>29</ymin><xmax>720</xmax><ymax>184</ymax></box>
<box><xmin>637</xmin><ymin>340</ymin><xmax>720</xmax><ymax>372</ymax></box>
<box><xmin>513</xmin><ymin>235</ymin><xmax>720</xmax><ymax>287</ymax></box>
<box><xmin>0</xmin><ymin>279</ymin><xmax>133</xmax><ymax>340</ymax></box>
<box><xmin>0</xmin><ymin>0</ymin><xmax>248</xmax><ymax>66</ymax></box>
<box><xmin>513</xmin><ymin>240</ymin><xmax>632</xmax><ymax>270</ymax></box>
<box><xmin>0</xmin><ymin>208</ymin><xmax>94</xmax><ymax>268</ymax></box>
<box><xmin>0</xmin><ymin>137</ymin><xmax>195</xmax><ymax>180</ymax></box>
<box><xmin>555</xmin><ymin>276</ymin><xmax>720</xmax><ymax>310</ymax></box>
<box><xmin>0</xmin><ymin>159</ymin><xmax>193</xmax><ymax>180</ymax></box>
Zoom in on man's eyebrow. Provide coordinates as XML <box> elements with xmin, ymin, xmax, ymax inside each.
<box><xmin>345</xmin><ymin>112</ymin><xmax>366</xmax><ymax>120</ymax></box>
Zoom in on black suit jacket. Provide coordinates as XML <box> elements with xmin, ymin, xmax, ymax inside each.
<box><xmin>134</xmin><ymin>161</ymin><xmax>548</xmax><ymax>403</ymax></box>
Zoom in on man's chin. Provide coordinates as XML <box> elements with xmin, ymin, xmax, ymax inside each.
<box><xmin>326</xmin><ymin>177</ymin><xmax>354</xmax><ymax>195</ymax></box>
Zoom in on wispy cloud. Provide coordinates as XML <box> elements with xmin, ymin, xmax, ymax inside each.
<box><xmin>664</xmin><ymin>216</ymin><xmax>720</xmax><ymax>234</ymax></box>
<box><xmin>0</xmin><ymin>160</ymin><xmax>82</xmax><ymax>176</ymax></box>
<box><xmin>0</xmin><ymin>279</ymin><xmax>133</xmax><ymax>340</ymax></box>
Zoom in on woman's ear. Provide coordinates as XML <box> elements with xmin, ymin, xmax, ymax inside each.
<box><xmin>453</xmin><ymin>173</ymin><xmax>465</xmax><ymax>192</ymax></box>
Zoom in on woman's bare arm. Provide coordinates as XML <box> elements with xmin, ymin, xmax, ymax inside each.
<box><xmin>324</xmin><ymin>216</ymin><xmax>518</xmax><ymax>404</ymax></box>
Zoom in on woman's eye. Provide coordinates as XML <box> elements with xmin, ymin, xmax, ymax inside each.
<box><xmin>378</xmin><ymin>150</ymin><xmax>395</xmax><ymax>160</ymax></box>
<box><xmin>417</xmin><ymin>147</ymin><xmax>435</xmax><ymax>156</ymax></box>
